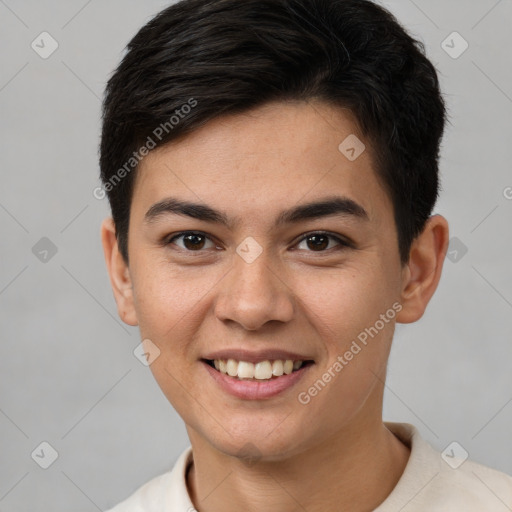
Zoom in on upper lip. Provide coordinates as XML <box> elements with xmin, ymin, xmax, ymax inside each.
<box><xmin>202</xmin><ymin>349</ymin><xmax>314</xmax><ymax>364</ymax></box>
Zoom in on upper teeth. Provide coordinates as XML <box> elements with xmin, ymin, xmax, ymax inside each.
<box><xmin>213</xmin><ymin>359</ymin><xmax>304</xmax><ymax>380</ymax></box>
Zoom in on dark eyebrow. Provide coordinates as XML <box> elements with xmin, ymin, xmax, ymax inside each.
<box><xmin>144</xmin><ymin>195</ymin><xmax>368</xmax><ymax>227</ymax></box>
<box><xmin>276</xmin><ymin>196</ymin><xmax>368</xmax><ymax>225</ymax></box>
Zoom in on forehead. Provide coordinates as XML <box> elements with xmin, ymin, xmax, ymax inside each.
<box><xmin>131</xmin><ymin>100</ymin><xmax>391</xmax><ymax>226</ymax></box>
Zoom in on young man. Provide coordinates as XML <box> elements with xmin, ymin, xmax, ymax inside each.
<box><xmin>99</xmin><ymin>0</ymin><xmax>512</xmax><ymax>510</ymax></box>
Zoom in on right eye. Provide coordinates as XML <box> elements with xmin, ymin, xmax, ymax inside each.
<box><xmin>167</xmin><ymin>231</ymin><xmax>217</xmax><ymax>251</ymax></box>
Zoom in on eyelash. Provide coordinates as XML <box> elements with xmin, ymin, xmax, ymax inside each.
<box><xmin>165</xmin><ymin>230</ymin><xmax>353</xmax><ymax>253</ymax></box>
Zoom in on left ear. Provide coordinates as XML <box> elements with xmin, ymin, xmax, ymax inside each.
<box><xmin>396</xmin><ymin>214</ymin><xmax>449</xmax><ymax>324</ymax></box>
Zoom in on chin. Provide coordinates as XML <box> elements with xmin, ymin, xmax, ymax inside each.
<box><xmin>202</xmin><ymin>421</ymin><xmax>314</xmax><ymax>463</ymax></box>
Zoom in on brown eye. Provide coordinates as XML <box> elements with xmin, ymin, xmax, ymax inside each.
<box><xmin>305</xmin><ymin>234</ymin><xmax>329</xmax><ymax>251</ymax></box>
<box><xmin>168</xmin><ymin>232</ymin><xmax>215</xmax><ymax>251</ymax></box>
<box><xmin>296</xmin><ymin>232</ymin><xmax>349</xmax><ymax>252</ymax></box>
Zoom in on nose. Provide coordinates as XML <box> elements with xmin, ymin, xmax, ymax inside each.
<box><xmin>213</xmin><ymin>249</ymin><xmax>295</xmax><ymax>331</ymax></box>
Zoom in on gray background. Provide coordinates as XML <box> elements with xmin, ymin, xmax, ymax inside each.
<box><xmin>0</xmin><ymin>0</ymin><xmax>511</xmax><ymax>510</ymax></box>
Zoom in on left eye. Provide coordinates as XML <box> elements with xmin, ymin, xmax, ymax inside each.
<box><xmin>295</xmin><ymin>232</ymin><xmax>348</xmax><ymax>252</ymax></box>
<box><xmin>168</xmin><ymin>232</ymin><xmax>216</xmax><ymax>251</ymax></box>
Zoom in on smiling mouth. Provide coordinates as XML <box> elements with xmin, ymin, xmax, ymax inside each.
<box><xmin>203</xmin><ymin>358</ymin><xmax>315</xmax><ymax>380</ymax></box>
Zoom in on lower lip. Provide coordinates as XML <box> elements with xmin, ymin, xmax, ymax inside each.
<box><xmin>201</xmin><ymin>361</ymin><xmax>313</xmax><ymax>400</ymax></box>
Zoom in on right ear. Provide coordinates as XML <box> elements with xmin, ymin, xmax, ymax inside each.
<box><xmin>100</xmin><ymin>217</ymin><xmax>138</xmax><ymax>326</ymax></box>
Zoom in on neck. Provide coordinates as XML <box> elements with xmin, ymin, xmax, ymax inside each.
<box><xmin>186</xmin><ymin>419</ymin><xmax>410</xmax><ymax>512</ymax></box>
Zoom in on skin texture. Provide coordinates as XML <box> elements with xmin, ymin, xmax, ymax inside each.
<box><xmin>101</xmin><ymin>100</ymin><xmax>449</xmax><ymax>511</ymax></box>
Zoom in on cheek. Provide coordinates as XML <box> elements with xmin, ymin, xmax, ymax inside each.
<box><xmin>295</xmin><ymin>278</ymin><xmax>396</xmax><ymax>433</ymax></box>
<box><xmin>130</xmin><ymin>260</ymin><xmax>221</xmax><ymax>340</ymax></box>
<box><xmin>294</xmin><ymin>264</ymin><xmax>398</xmax><ymax>402</ymax></box>
<box><xmin>296</xmin><ymin>263</ymin><xmax>397</xmax><ymax>348</ymax></box>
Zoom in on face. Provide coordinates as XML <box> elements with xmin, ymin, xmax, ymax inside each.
<box><xmin>112</xmin><ymin>101</ymin><xmax>412</xmax><ymax>460</ymax></box>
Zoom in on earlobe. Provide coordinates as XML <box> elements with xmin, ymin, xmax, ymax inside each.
<box><xmin>396</xmin><ymin>215</ymin><xmax>449</xmax><ymax>324</ymax></box>
<box><xmin>100</xmin><ymin>217</ymin><xmax>139</xmax><ymax>326</ymax></box>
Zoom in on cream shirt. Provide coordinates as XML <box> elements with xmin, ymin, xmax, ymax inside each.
<box><xmin>105</xmin><ymin>422</ymin><xmax>512</xmax><ymax>511</ymax></box>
